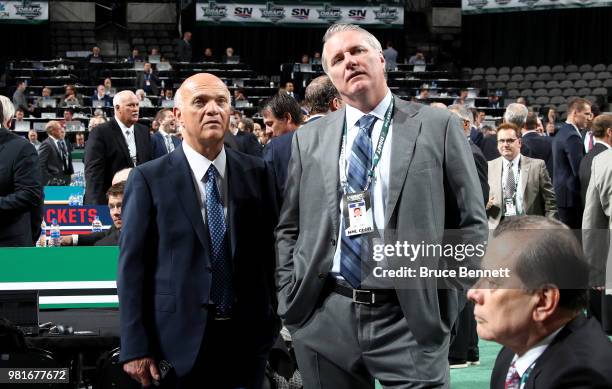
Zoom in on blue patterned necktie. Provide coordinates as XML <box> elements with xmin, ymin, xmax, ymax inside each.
<box><xmin>204</xmin><ymin>165</ymin><xmax>233</xmax><ymax>316</ymax></box>
<box><xmin>340</xmin><ymin>114</ymin><xmax>377</xmax><ymax>288</ymax></box>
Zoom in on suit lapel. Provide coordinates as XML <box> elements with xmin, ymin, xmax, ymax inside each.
<box><xmin>491</xmin><ymin>158</ymin><xmax>503</xmax><ymax>208</ymax></box>
<box><xmin>110</xmin><ymin>119</ymin><xmax>134</xmax><ymax>167</ymax></box>
<box><xmin>169</xmin><ymin>146</ymin><xmax>210</xmax><ymax>251</ymax></box>
<box><xmin>321</xmin><ymin>109</ymin><xmax>344</xmax><ymax>235</ymax></box>
<box><xmin>385</xmin><ymin>98</ymin><xmax>421</xmax><ymax>227</ymax></box>
<box><xmin>519</xmin><ymin>156</ymin><xmax>531</xmax><ymax>207</ymax></box>
<box><xmin>0</xmin><ymin>128</ymin><xmax>8</xmax><ymax>152</ymax></box>
<box><xmin>225</xmin><ymin>149</ymin><xmax>239</xmax><ymax>259</ymax></box>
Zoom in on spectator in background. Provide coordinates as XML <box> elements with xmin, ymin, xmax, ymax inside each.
<box><xmin>233</xmin><ymin>89</ymin><xmax>247</xmax><ymax>102</ymax></box>
<box><xmin>88</xmin><ymin>115</ymin><xmax>107</xmax><ymax>131</ymax></box>
<box><xmin>36</xmin><ymin>87</ymin><xmax>54</xmax><ymax>108</ymax></box>
<box><xmin>417</xmin><ymin>85</ymin><xmax>429</xmax><ymax>101</ymax></box>
<box><xmin>176</xmin><ymin>31</ymin><xmax>193</xmax><ymax>62</ymax></box>
<box><xmin>151</xmin><ymin>109</ymin><xmax>180</xmax><ymax>159</ymax></box>
<box><xmin>254</xmin><ymin>122</ymin><xmax>268</xmax><ymax>145</ymax></box>
<box><xmin>454</xmin><ymin>88</ymin><xmax>470</xmax><ymax>106</ymax></box>
<box><xmin>303</xmin><ymin>74</ymin><xmax>342</xmax><ymax>123</ymax></box>
<box><xmin>159</xmin><ymin>88</ymin><xmax>174</xmax><ymax>107</ymax></box>
<box><xmin>38</xmin><ymin>120</ymin><xmax>74</xmax><ymax>185</ymax></box>
<box><xmin>522</xmin><ymin>111</ymin><xmax>554</xmax><ymax>178</ymax></box>
<box><xmin>202</xmin><ymin>47</ymin><xmax>215</xmax><ymax>62</ymax></box>
<box><xmin>488</xmin><ymin>92</ymin><xmax>501</xmax><ymax>109</ymax></box>
<box><xmin>135</xmin><ymin>62</ymin><xmax>159</xmax><ymax>96</ymax></box>
<box><xmin>103</xmin><ymin>78</ymin><xmax>115</xmax><ymax>97</ymax></box>
<box><xmin>0</xmin><ymin>95</ymin><xmax>43</xmax><ymax>247</ymax></box>
<box><xmin>408</xmin><ymin>50</ymin><xmax>426</xmax><ymax>65</ymax></box>
<box><xmin>504</xmin><ymin>102</ymin><xmax>528</xmax><ymax>129</ymax></box>
<box><xmin>91</xmin><ymin>85</ymin><xmax>112</xmax><ymax>107</ymax></box>
<box><xmin>10</xmin><ymin>108</ymin><xmax>26</xmax><ymax>130</ymax></box>
<box><xmin>60</xmin><ymin>85</ymin><xmax>82</xmax><ymax>107</ymax></box>
<box><xmin>284</xmin><ymin>81</ymin><xmax>300</xmax><ymax>101</ymax></box>
<box><xmin>312</xmin><ymin>51</ymin><xmax>322</xmax><ymax>64</ymax></box>
<box><xmin>126</xmin><ymin>48</ymin><xmax>143</xmax><ymax>63</ymax></box>
<box><xmin>12</xmin><ymin>81</ymin><xmax>33</xmax><ymax>115</ymax></box>
<box><xmin>135</xmin><ymin>89</ymin><xmax>153</xmax><ymax>108</ymax></box>
<box><xmin>383</xmin><ymin>41</ymin><xmax>398</xmax><ymax>71</ymax></box>
<box><xmin>482</xmin><ymin>125</ymin><xmax>496</xmax><ymax>137</ymax></box>
<box><xmin>300</xmin><ymin>54</ymin><xmax>310</xmax><ymax>64</ymax></box>
<box><xmin>87</xmin><ymin>46</ymin><xmax>104</xmax><ymax>63</ymax></box>
<box><xmin>28</xmin><ymin>130</ymin><xmax>41</xmax><ymax>151</ymax></box>
<box><xmin>61</xmin><ymin>108</ymin><xmax>75</xmax><ymax>129</ymax></box>
<box><xmin>238</xmin><ymin>118</ymin><xmax>254</xmax><ymax>133</ymax></box>
<box><xmin>74</xmin><ymin>132</ymin><xmax>86</xmax><ymax>149</ymax></box>
<box><xmin>516</xmin><ymin>96</ymin><xmax>527</xmax><ymax>106</ymax></box>
<box><xmin>223</xmin><ymin>46</ymin><xmax>238</xmax><ymax>63</ymax></box>
<box><xmin>545</xmin><ymin>107</ymin><xmax>559</xmax><ymax>136</ymax></box>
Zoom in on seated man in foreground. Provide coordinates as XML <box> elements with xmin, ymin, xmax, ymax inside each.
<box><xmin>468</xmin><ymin>215</ymin><xmax>612</xmax><ymax>388</ymax></box>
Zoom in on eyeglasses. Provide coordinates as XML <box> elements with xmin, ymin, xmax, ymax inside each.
<box><xmin>497</xmin><ymin>138</ymin><xmax>518</xmax><ymax>145</ymax></box>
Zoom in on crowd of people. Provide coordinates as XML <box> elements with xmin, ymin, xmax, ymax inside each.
<box><xmin>1</xmin><ymin>22</ymin><xmax>612</xmax><ymax>389</ymax></box>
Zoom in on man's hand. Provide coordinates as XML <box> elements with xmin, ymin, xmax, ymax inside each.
<box><xmin>60</xmin><ymin>236</ymin><xmax>73</xmax><ymax>246</ymax></box>
<box><xmin>486</xmin><ymin>195</ymin><xmax>495</xmax><ymax>210</ymax></box>
<box><xmin>123</xmin><ymin>357</ymin><xmax>160</xmax><ymax>387</ymax></box>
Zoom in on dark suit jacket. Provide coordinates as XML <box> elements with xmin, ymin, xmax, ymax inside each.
<box><xmin>490</xmin><ymin>315</ymin><xmax>612</xmax><ymax>389</ymax></box>
<box><xmin>481</xmin><ymin>135</ymin><xmax>501</xmax><ymax>161</ymax></box>
<box><xmin>135</xmin><ymin>71</ymin><xmax>159</xmax><ymax>96</ymax></box>
<box><xmin>579</xmin><ymin>142</ymin><xmax>608</xmax><ymax>204</ymax></box>
<box><xmin>150</xmin><ymin>131</ymin><xmax>181</xmax><ymax>159</ymax></box>
<box><xmin>470</xmin><ymin>140</ymin><xmax>489</xmax><ymax>206</ymax></box>
<box><xmin>176</xmin><ymin>39</ymin><xmax>192</xmax><ymax>62</ymax></box>
<box><xmin>553</xmin><ymin>123</ymin><xmax>585</xmax><ymax>208</ymax></box>
<box><xmin>263</xmin><ymin>132</ymin><xmax>294</xmax><ymax>205</ymax></box>
<box><xmin>90</xmin><ymin>94</ymin><xmax>112</xmax><ymax>107</ymax></box>
<box><xmin>117</xmin><ymin>146</ymin><xmax>278</xmax><ymax>377</ymax></box>
<box><xmin>522</xmin><ymin>132</ymin><xmax>553</xmax><ymax>180</ymax></box>
<box><xmin>77</xmin><ymin>225</ymin><xmax>119</xmax><ymax>246</ymax></box>
<box><xmin>38</xmin><ymin>137</ymin><xmax>74</xmax><ymax>185</ymax></box>
<box><xmin>84</xmin><ymin>119</ymin><xmax>152</xmax><ymax>205</ymax></box>
<box><xmin>235</xmin><ymin>131</ymin><xmax>263</xmax><ymax>158</ymax></box>
<box><xmin>0</xmin><ymin>128</ymin><xmax>43</xmax><ymax>246</ymax></box>
<box><xmin>470</xmin><ymin>127</ymin><xmax>484</xmax><ymax>149</ymax></box>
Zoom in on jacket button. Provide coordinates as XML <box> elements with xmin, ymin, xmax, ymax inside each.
<box><xmin>331</xmin><ymin>239</ymin><xmax>336</xmax><ymax>246</ymax></box>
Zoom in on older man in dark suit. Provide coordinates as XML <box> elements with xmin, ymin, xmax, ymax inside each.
<box><xmin>0</xmin><ymin>96</ymin><xmax>43</xmax><ymax>247</ymax></box>
<box><xmin>118</xmin><ymin>73</ymin><xmax>278</xmax><ymax>388</ymax></box>
<box><xmin>470</xmin><ymin>216</ymin><xmax>612</xmax><ymax>388</ymax></box>
<box><xmin>84</xmin><ymin>90</ymin><xmax>152</xmax><ymax>205</ymax></box>
<box><xmin>276</xmin><ymin>24</ymin><xmax>487</xmax><ymax>388</ymax></box>
<box><xmin>38</xmin><ymin>120</ymin><xmax>74</xmax><ymax>185</ymax></box>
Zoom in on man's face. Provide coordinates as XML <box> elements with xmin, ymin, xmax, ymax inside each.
<box><xmin>132</xmin><ymin>49</ymin><xmax>139</xmax><ymax>58</ymax></box>
<box><xmin>18</xmin><ymin>82</ymin><xmax>26</xmax><ymax>92</ymax></box>
<box><xmin>160</xmin><ymin>111</ymin><xmax>176</xmax><ymax>133</ymax></box>
<box><xmin>108</xmin><ymin>194</ymin><xmax>123</xmax><ymax>230</ymax></box>
<box><xmin>174</xmin><ymin>75</ymin><xmax>231</xmax><ymax>149</ymax></box>
<box><xmin>323</xmin><ymin>30</ymin><xmax>386</xmax><ymax>105</ymax></box>
<box><xmin>262</xmin><ymin>110</ymin><xmax>291</xmax><ymax>137</ymax></box>
<box><xmin>115</xmin><ymin>93</ymin><xmax>140</xmax><ymax>126</ymax></box>
<box><xmin>76</xmin><ymin>133</ymin><xmax>85</xmax><ymax>145</ymax></box>
<box><xmin>66</xmin><ymin>87</ymin><xmax>75</xmax><ymax>96</ymax></box>
<box><xmin>93</xmin><ymin>47</ymin><xmax>100</xmax><ymax>55</ymax></box>
<box><xmin>165</xmin><ymin>89</ymin><xmax>173</xmax><ymax>99</ymax></box>
<box><xmin>205</xmin><ymin>48</ymin><xmax>212</xmax><ymax>57</ymax></box>
<box><xmin>144</xmin><ymin>63</ymin><xmax>151</xmax><ymax>73</ymax></box>
<box><xmin>63</xmin><ymin>111</ymin><xmax>73</xmax><ymax>121</ymax></box>
<box><xmin>467</xmin><ymin>233</ymin><xmax>538</xmax><ymax>348</ymax></box>
<box><xmin>97</xmin><ymin>85</ymin><xmax>105</xmax><ymax>96</ymax></box>
<box><xmin>420</xmin><ymin>90</ymin><xmax>429</xmax><ymax>99</ymax></box>
<box><xmin>285</xmin><ymin>82</ymin><xmax>294</xmax><ymax>93</ymax></box>
<box><xmin>477</xmin><ymin>111</ymin><xmax>485</xmax><ymax>125</ymax></box>
<box><xmin>497</xmin><ymin>128</ymin><xmax>521</xmax><ymax>160</ymax></box>
<box><xmin>185</xmin><ymin>32</ymin><xmax>192</xmax><ymax>41</ymax></box>
<box><xmin>104</xmin><ymin>79</ymin><xmax>112</xmax><ymax>89</ymax></box>
<box><xmin>49</xmin><ymin>124</ymin><xmax>63</xmax><ymax>139</ymax></box>
<box><xmin>226</xmin><ymin>47</ymin><xmax>233</xmax><ymax>56</ymax></box>
<box><xmin>28</xmin><ymin>130</ymin><xmax>37</xmax><ymax>142</ymax></box>
<box><xmin>460</xmin><ymin>90</ymin><xmax>468</xmax><ymax>99</ymax></box>
<box><xmin>573</xmin><ymin>105</ymin><xmax>593</xmax><ymax>129</ymax></box>
<box><xmin>15</xmin><ymin>110</ymin><xmax>24</xmax><ymax>120</ymax></box>
<box><xmin>42</xmin><ymin>88</ymin><xmax>51</xmax><ymax>97</ymax></box>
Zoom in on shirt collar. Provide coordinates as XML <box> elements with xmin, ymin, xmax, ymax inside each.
<box><xmin>158</xmin><ymin>129</ymin><xmax>169</xmax><ymax>137</ymax></box>
<box><xmin>504</xmin><ymin>153</ymin><xmax>521</xmax><ymax>167</ymax></box>
<box><xmin>595</xmin><ymin>140</ymin><xmax>611</xmax><ymax>149</ymax></box>
<box><xmin>48</xmin><ymin>135</ymin><xmax>59</xmax><ymax>143</ymax></box>
<box><xmin>512</xmin><ymin>326</ymin><xmax>563</xmax><ymax>377</ymax></box>
<box><xmin>115</xmin><ymin>116</ymin><xmax>134</xmax><ymax>134</ymax></box>
<box><xmin>182</xmin><ymin>140</ymin><xmax>226</xmax><ymax>183</ymax></box>
<box><xmin>345</xmin><ymin>89</ymin><xmax>392</xmax><ymax>130</ymax></box>
<box><xmin>523</xmin><ymin>130</ymin><xmax>538</xmax><ymax>136</ymax></box>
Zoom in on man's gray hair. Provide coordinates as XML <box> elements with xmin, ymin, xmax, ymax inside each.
<box><xmin>112</xmin><ymin>90</ymin><xmax>136</xmax><ymax>110</ymax></box>
<box><xmin>448</xmin><ymin>104</ymin><xmax>473</xmax><ymax>126</ymax></box>
<box><xmin>0</xmin><ymin>95</ymin><xmax>15</xmax><ymax>126</ymax></box>
<box><xmin>305</xmin><ymin>75</ymin><xmax>340</xmax><ymax>115</ymax></box>
<box><xmin>504</xmin><ymin>103</ymin><xmax>529</xmax><ymax>128</ymax></box>
<box><xmin>321</xmin><ymin>23</ymin><xmax>383</xmax><ymax>74</ymax></box>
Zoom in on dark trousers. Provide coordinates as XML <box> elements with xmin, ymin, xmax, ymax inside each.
<box><xmin>558</xmin><ymin>206</ymin><xmax>583</xmax><ymax>230</ymax></box>
<box><xmin>160</xmin><ymin>318</ymin><xmax>270</xmax><ymax>389</ymax></box>
<box><xmin>448</xmin><ymin>301</ymin><xmax>478</xmax><ymax>361</ymax></box>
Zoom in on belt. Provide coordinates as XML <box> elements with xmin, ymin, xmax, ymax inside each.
<box><xmin>329</xmin><ymin>280</ymin><xmax>398</xmax><ymax>305</ymax></box>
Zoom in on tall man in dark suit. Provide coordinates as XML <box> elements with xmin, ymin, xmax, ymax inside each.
<box><xmin>522</xmin><ymin>112</ymin><xmax>553</xmax><ymax>179</ymax></box>
<box><xmin>579</xmin><ymin>114</ymin><xmax>612</xmax><ymax>204</ymax></box>
<box><xmin>553</xmin><ymin>97</ymin><xmax>591</xmax><ymax>229</ymax></box>
<box><xmin>84</xmin><ymin>90</ymin><xmax>152</xmax><ymax>205</ymax></box>
<box><xmin>0</xmin><ymin>96</ymin><xmax>43</xmax><ymax>247</ymax></box>
<box><xmin>150</xmin><ymin>109</ymin><xmax>181</xmax><ymax>159</ymax></box>
<box><xmin>276</xmin><ymin>24</ymin><xmax>487</xmax><ymax>388</ymax></box>
<box><xmin>38</xmin><ymin>120</ymin><xmax>74</xmax><ymax>185</ymax></box>
<box><xmin>118</xmin><ymin>73</ymin><xmax>278</xmax><ymax>388</ymax></box>
<box><xmin>135</xmin><ymin>62</ymin><xmax>159</xmax><ymax>96</ymax></box>
<box><xmin>176</xmin><ymin>31</ymin><xmax>192</xmax><ymax>62</ymax></box>
<box><xmin>469</xmin><ymin>216</ymin><xmax>612</xmax><ymax>388</ymax></box>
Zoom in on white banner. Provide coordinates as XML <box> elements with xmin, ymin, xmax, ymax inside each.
<box><xmin>0</xmin><ymin>1</ymin><xmax>48</xmax><ymax>22</ymax></box>
<box><xmin>196</xmin><ymin>2</ymin><xmax>403</xmax><ymax>26</ymax></box>
<box><xmin>463</xmin><ymin>0</ymin><xmax>612</xmax><ymax>14</ymax></box>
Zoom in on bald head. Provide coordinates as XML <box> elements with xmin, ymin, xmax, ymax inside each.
<box><xmin>113</xmin><ymin>90</ymin><xmax>139</xmax><ymax>127</ymax></box>
<box><xmin>175</xmin><ymin>73</ymin><xmax>230</xmax><ymax>109</ymax></box>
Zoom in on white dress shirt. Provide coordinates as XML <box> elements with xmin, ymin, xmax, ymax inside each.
<box><xmin>510</xmin><ymin>326</ymin><xmax>563</xmax><ymax>388</ymax></box>
<box><xmin>332</xmin><ymin>90</ymin><xmax>393</xmax><ymax>275</ymax></box>
<box><xmin>182</xmin><ymin>141</ymin><xmax>228</xmax><ymax>225</ymax></box>
<box><xmin>501</xmin><ymin>154</ymin><xmax>523</xmax><ymax>215</ymax></box>
<box><xmin>115</xmin><ymin>116</ymin><xmax>137</xmax><ymax>165</ymax></box>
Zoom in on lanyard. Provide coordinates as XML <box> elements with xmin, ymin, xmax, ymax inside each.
<box><xmin>340</xmin><ymin>98</ymin><xmax>394</xmax><ymax>193</ymax></box>
<box><xmin>519</xmin><ymin>363</ymin><xmax>535</xmax><ymax>387</ymax></box>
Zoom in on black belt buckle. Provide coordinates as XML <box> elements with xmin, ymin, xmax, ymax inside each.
<box><xmin>352</xmin><ymin>289</ymin><xmax>375</xmax><ymax>305</ymax></box>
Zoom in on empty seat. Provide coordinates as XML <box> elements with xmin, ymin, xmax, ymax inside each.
<box><xmin>577</xmin><ymin>87</ymin><xmax>591</xmax><ymax>96</ymax></box>
<box><xmin>508</xmin><ymin>89</ymin><xmax>520</xmax><ymax>98</ymax></box>
<box><xmin>510</xmin><ymin>74</ymin><xmax>524</xmax><ymax>82</ymax></box>
<box><xmin>507</xmin><ymin>81</ymin><xmax>519</xmax><ymax>90</ymax></box>
<box><xmin>161</xmin><ymin>45</ymin><xmax>173</xmax><ymax>55</ymax></box>
<box><xmin>597</xmin><ymin>71</ymin><xmax>611</xmax><ymax>80</ymax></box>
<box><xmin>471</xmin><ymin>75</ymin><xmax>483</xmax><ymax>81</ymax></box>
<box><xmin>525</xmin><ymin>65</ymin><xmax>538</xmax><ymax>73</ymax></box>
<box><xmin>538</xmin><ymin>65</ymin><xmax>551</xmax><ymax>73</ymax></box>
<box><xmin>579</xmin><ymin>64</ymin><xmax>592</xmax><ymax>72</ymax></box>
<box><xmin>485</xmin><ymin>74</ymin><xmax>497</xmax><ymax>82</ymax></box>
<box><xmin>557</xmin><ymin>103</ymin><xmax>568</xmax><ymax>112</ymax></box>
<box><xmin>567</xmin><ymin>72</ymin><xmax>581</xmax><ymax>81</ymax></box>
<box><xmin>532</xmin><ymin>81</ymin><xmax>546</xmax><ymax>89</ymax></box>
<box><xmin>550</xmin><ymin>95</ymin><xmax>565</xmax><ymax>105</ymax></box>
<box><xmin>551</xmin><ymin>64</ymin><xmax>564</xmax><ymax>73</ymax></box>
<box><xmin>493</xmin><ymin>81</ymin><xmax>506</xmax><ymax>89</ymax></box>
<box><xmin>607</xmin><ymin>64</ymin><xmax>612</xmax><ymax>72</ymax></box>
<box><xmin>603</xmin><ymin>79</ymin><xmax>612</xmax><ymax>88</ymax></box>
<box><xmin>559</xmin><ymin>80</ymin><xmax>573</xmax><ymax>88</ymax></box>
<box><xmin>521</xmin><ymin>88</ymin><xmax>534</xmax><ymax>97</ymax></box>
<box><xmin>534</xmin><ymin>88</ymin><xmax>548</xmax><ymax>97</ymax></box>
<box><xmin>585</xmin><ymin>95</ymin><xmax>598</xmax><ymax>104</ymax></box>
<box><xmin>583</xmin><ymin>72</ymin><xmax>596</xmax><ymax>80</ymax></box>
<box><xmin>461</xmin><ymin>67</ymin><xmax>472</xmax><ymax>75</ymax></box>
<box><xmin>518</xmin><ymin>80</ymin><xmax>532</xmax><ymax>89</ymax></box>
<box><xmin>511</xmin><ymin>66</ymin><xmax>524</xmax><ymax>74</ymax></box>
<box><xmin>588</xmin><ymin>79</ymin><xmax>602</xmax><ymax>88</ymax></box>
<box><xmin>593</xmin><ymin>64</ymin><xmax>606</xmax><ymax>72</ymax></box>
<box><xmin>563</xmin><ymin>88</ymin><xmax>577</xmax><ymax>97</ymax></box>
<box><xmin>574</xmin><ymin>79</ymin><xmax>588</xmax><ymax>88</ymax></box>
<box><xmin>498</xmin><ymin>66</ymin><xmax>510</xmax><ymax>74</ymax></box>
<box><xmin>593</xmin><ymin>87</ymin><xmax>608</xmax><ymax>96</ymax></box>
<box><xmin>485</xmin><ymin>67</ymin><xmax>497</xmax><ymax>75</ymax></box>
<box><xmin>538</xmin><ymin>73</ymin><xmax>552</xmax><ymax>81</ymax></box>
<box><xmin>472</xmin><ymin>67</ymin><xmax>484</xmax><ymax>75</ymax></box>
<box><xmin>552</xmin><ymin>72</ymin><xmax>567</xmax><ymax>81</ymax></box>
<box><xmin>497</xmin><ymin>74</ymin><xmax>510</xmax><ymax>82</ymax></box>
<box><xmin>546</xmin><ymin>80</ymin><xmax>560</xmax><ymax>89</ymax></box>
<box><xmin>525</xmin><ymin>73</ymin><xmax>538</xmax><ymax>81</ymax></box>
<box><xmin>565</xmin><ymin>64</ymin><xmax>578</xmax><ymax>72</ymax></box>
<box><xmin>132</xmin><ymin>37</ymin><xmax>144</xmax><ymax>45</ymax></box>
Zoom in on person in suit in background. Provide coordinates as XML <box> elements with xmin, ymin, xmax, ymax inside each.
<box><xmin>521</xmin><ymin>111</ymin><xmax>553</xmax><ymax>179</ymax></box>
<box><xmin>150</xmin><ymin>108</ymin><xmax>180</xmax><ymax>159</ymax></box>
<box><xmin>176</xmin><ymin>31</ymin><xmax>193</xmax><ymax>62</ymax></box>
<box><xmin>233</xmin><ymin>117</ymin><xmax>263</xmax><ymax>158</ymax></box>
<box><xmin>579</xmin><ymin>114</ymin><xmax>612</xmax><ymax>204</ymax></box>
<box><xmin>470</xmin><ymin>216</ymin><xmax>612</xmax><ymax>389</ymax></box>
<box><xmin>135</xmin><ymin>62</ymin><xmax>159</xmax><ymax>97</ymax></box>
<box><xmin>303</xmin><ymin>74</ymin><xmax>343</xmax><ymax>123</ymax></box>
<box><xmin>28</xmin><ymin>129</ymin><xmax>41</xmax><ymax>151</ymax></box>
<box><xmin>382</xmin><ymin>41</ymin><xmax>398</xmax><ymax>71</ymax></box>
<box><xmin>90</xmin><ymin>85</ymin><xmax>112</xmax><ymax>107</ymax></box>
<box><xmin>276</xmin><ymin>23</ymin><xmax>487</xmax><ymax>388</ymax></box>
<box><xmin>284</xmin><ymin>81</ymin><xmax>300</xmax><ymax>101</ymax></box>
<box><xmin>118</xmin><ymin>73</ymin><xmax>278</xmax><ymax>388</ymax></box>
<box><xmin>84</xmin><ymin>90</ymin><xmax>152</xmax><ymax>205</ymax></box>
<box><xmin>553</xmin><ymin>97</ymin><xmax>591</xmax><ymax>229</ymax></box>
<box><xmin>262</xmin><ymin>93</ymin><xmax>303</xmax><ymax>204</ymax></box>
<box><xmin>38</xmin><ymin>120</ymin><xmax>74</xmax><ymax>185</ymax></box>
<box><xmin>486</xmin><ymin>123</ymin><xmax>557</xmax><ymax>229</ymax></box>
<box><xmin>0</xmin><ymin>95</ymin><xmax>43</xmax><ymax>247</ymax></box>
